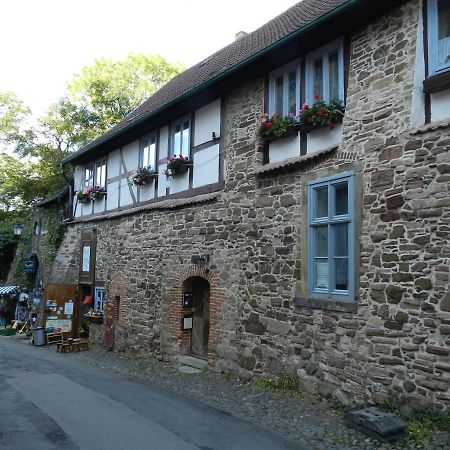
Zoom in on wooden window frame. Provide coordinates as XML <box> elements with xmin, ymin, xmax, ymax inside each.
<box><xmin>268</xmin><ymin>60</ymin><xmax>301</xmax><ymax>116</ymax></box>
<box><xmin>307</xmin><ymin>171</ymin><xmax>355</xmax><ymax>301</ymax></box>
<box><xmin>427</xmin><ymin>0</ymin><xmax>450</xmax><ymax>77</ymax></box>
<box><xmin>171</xmin><ymin>115</ymin><xmax>191</xmax><ymax>159</ymax></box>
<box><xmin>305</xmin><ymin>38</ymin><xmax>345</xmax><ymax>105</ymax></box>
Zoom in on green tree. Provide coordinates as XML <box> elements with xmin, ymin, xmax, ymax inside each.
<box><xmin>66</xmin><ymin>54</ymin><xmax>183</xmax><ymax>137</ymax></box>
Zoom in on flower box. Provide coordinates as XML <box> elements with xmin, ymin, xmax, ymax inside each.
<box><xmin>83</xmin><ymin>313</ymin><xmax>103</xmax><ymax>324</ymax></box>
<box><xmin>132</xmin><ymin>166</ymin><xmax>158</xmax><ymax>186</ymax></box>
<box><xmin>165</xmin><ymin>156</ymin><xmax>192</xmax><ymax>178</ymax></box>
<box><xmin>76</xmin><ymin>186</ymin><xmax>106</xmax><ymax>202</ymax></box>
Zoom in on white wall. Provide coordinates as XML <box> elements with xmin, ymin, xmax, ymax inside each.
<box><xmin>119</xmin><ymin>177</ymin><xmax>135</xmax><ymax>207</ymax></box>
<box><xmin>307</xmin><ymin>124</ymin><xmax>343</xmax><ymax>154</ymax></box>
<box><xmin>93</xmin><ymin>196</ymin><xmax>106</xmax><ymax>214</ymax></box>
<box><xmin>169</xmin><ymin>171</ymin><xmax>189</xmax><ymax>194</ymax></box>
<box><xmin>159</xmin><ymin>126</ymin><xmax>169</xmax><ymax>159</ymax></box>
<box><xmin>121</xmin><ymin>141</ymin><xmax>139</xmax><ymax>173</ymax></box>
<box><xmin>431</xmin><ymin>90</ymin><xmax>450</xmax><ymax>122</ymax></box>
<box><xmin>106</xmin><ymin>181</ymin><xmax>120</xmax><ymax>210</ymax></box>
<box><xmin>139</xmin><ymin>182</ymin><xmax>156</xmax><ymax>202</ymax></box>
<box><xmin>158</xmin><ymin>164</ymin><xmax>168</xmax><ymax>197</ymax></box>
<box><xmin>194</xmin><ymin>99</ymin><xmax>221</xmax><ymax>146</ymax></box>
<box><xmin>107</xmin><ymin>149</ymin><xmax>121</xmax><ymax>179</ymax></box>
<box><xmin>269</xmin><ymin>135</ymin><xmax>300</xmax><ymax>163</ymax></box>
<box><xmin>193</xmin><ymin>144</ymin><xmax>220</xmax><ymax>188</ymax></box>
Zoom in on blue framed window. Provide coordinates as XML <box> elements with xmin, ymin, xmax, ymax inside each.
<box><xmin>308</xmin><ymin>172</ymin><xmax>355</xmax><ymax>301</ymax></box>
<box><xmin>305</xmin><ymin>38</ymin><xmax>344</xmax><ymax>105</ymax></box>
<box><xmin>428</xmin><ymin>0</ymin><xmax>450</xmax><ymax>76</ymax></box>
<box><xmin>172</xmin><ymin>116</ymin><xmax>191</xmax><ymax>158</ymax></box>
<box><xmin>268</xmin><ymin>60</ymin><xmax>301</xmax><ymax>116</ymax></box>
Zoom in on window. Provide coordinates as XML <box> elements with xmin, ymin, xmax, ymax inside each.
<box><xmin>84</xmin><ymin>165</ymin><xmax>94</xmax><ymax>187</ymax></box>
<box><xmin>94</xmin><ymin>287</ymin><xmax>105</xmax><ymax>312</ymax></box>
<box><xmin>95</xmin><ymin>159</ymin><xmax>106</xmax><ymax>188</ymax></box>
<box><xmin>141</xmin><ymin>134</ymin><xmax>157</xmax><ymax>170</ymax></box>
<box><xmin>428</xmin><ymin>0</ymin><xmax>450</xmax><ymax>76</ymax></box>
<box><xmin>268</xmin><ymin>61</ymin><xmax>301</xmax><ymax>116</ymax></box>
<box><xmin>308</xmin><ymin>172</ymin><xmax>355</xmax><ymax>301</ymax></box>
<box><xmin>305</xmin><ymin>39</ymin><xmax>344</xmax><ymax>104</ymax></box>
<box><xmin>172</xmin><ymin>117</ymin><xmax>191</xmax><ymax>158</ymax></box>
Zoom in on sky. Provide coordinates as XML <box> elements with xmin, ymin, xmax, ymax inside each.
<box><xmin>1</xmin><ymin>0</ymin><xmax>297</xmax><ymax>117</ymax></box>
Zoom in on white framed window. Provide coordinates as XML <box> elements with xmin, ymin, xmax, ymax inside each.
<box><xmin>305</xmin><ymin>38</ymin><xmax>345</xmax><ymax>104</ymax></box>
<box><xmin>428</xmin><ymin>0</ymin><xmax>450</xmax><ymax>76</ymax></box>
<box><xmin>268</xmin><ymin>60</ymin><xmax>301</xmax><ymax>116</ymax></box>
<box><xmin>172</xmin><ymin>116</ymin><xmax>191</xmax><ymax>158</ymax></box>
<box><xmin>141</xmin><ymin>134</ymin><xmax>157</xmax><ymax>170</ymax></box>
<box><xmin>84</xmin><ymin>165</ymin><xmax>94</xmax><ymax>188</ymax></box>
<box><xmin>95</xmin><ymin>158</ymin><xmax>106</xmax><ymax>188</ymax></box>
<box><xmin>307</xmin><ymin>172</ymin><xmax>355</xmax><ymax>301</ymax></box>
<box><xmin>94</xmin><ymin>287</ymin><xmax>105</xmax><ymax>312</ymax></box>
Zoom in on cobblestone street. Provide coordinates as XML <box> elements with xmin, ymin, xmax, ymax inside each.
<box><xmin>76</xmin><ymin>344</ymin><xmax>449</xmax><ymax>450</ymax></box>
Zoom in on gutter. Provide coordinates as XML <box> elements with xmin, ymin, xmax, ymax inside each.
<box><xmin>62</xmin><ymin>0</ymin><xmax>362</xmax><ymax>165</ymax></box>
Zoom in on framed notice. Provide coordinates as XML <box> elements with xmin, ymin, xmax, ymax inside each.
<box><xmin>316</xmin><ymin>261</ymin><xmax>328</xmax><ymax>289</ymax></box>
<box><xmin>182</xmin><ymin>315</ymin><xmax>193</xmax><ymax>330</ymax></box>
<box><xmin>82</xmin><ymin>245</ymin><xmax>91</xmax><ymax>272</ymax></box>
<box><xmin>64</xmin><ymin>302</ymin><xmax>74</xmax><ymax>315</ymax></box>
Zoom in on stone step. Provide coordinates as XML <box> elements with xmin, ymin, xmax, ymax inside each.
<box><xmin>178</xmin><ymin>365</ymin><xmax>202</xmax><ymax>374</ymax></box>
<box><xmin>177</xmin><ymin>355</ymin><xmax>208</xmax><ymax>370</ymax></box>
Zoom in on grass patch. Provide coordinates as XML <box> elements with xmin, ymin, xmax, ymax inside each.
<box><xmin>254</xmin><ymin>372</ymin><xmax>299</xmax><ymax>394</ymax></box>
<box><xmin>0</xmin><ymin>328</ymin><xmax>17</xmax><ymax>336</ymax></box>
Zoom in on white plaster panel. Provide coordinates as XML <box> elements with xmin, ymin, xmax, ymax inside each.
<box><xmin>159</xmin><ymin>126</ymin><xmax>169</xmax><ymax>159</ymax></box>
<box><xmin>169</xmin><ymin>171</ymin><xmax>189</xmax><ymax>194</ymax></box>
<box><xmin>158</xmin><ymin>164</ymin><xmax>168</xmax><ymax>197</ymax></box>
<box><xmin>119</xmin><ymin>177</ymin><xmax>135</xmax><ymax>207</ymax></box>
<box><xmin>194</xmin><ymin>99</ymin><xmax>221</xmax><ymax>146</ymax></box>
<box><xmin>139</xmin><ymin>182</ymin><xmax>156</xmax><ymax>202</ymax></box>
<box><xmin>74</xmin><ymin>196</ymin><xmax>82</xmax><ymax>218</ymax></box>
<box><xmin>193</xmin><ymin>144</ymin><xmax>220</xmax><ymax>188</ymax></box>
<box><xmin>307</xmin><ymin>124</ymin><xmax>343</xmax><ymax>154</ymax></box>
<box><xmin>431</xmin><ymin>90</ymin><xmax>450</xmax><ymax>122</ymax></box>
<box><xmin>81</xmin><ymin>201</ymin><xmax>93</xmax><ymax>217</ymax></box>
<box><xmin>269</xmin><ymin>135</ymin><xmax>301</xmax><ymax>163</ymax></box>
<box><xmin>106</xmin><ymin>181</ymin><xmax>119</xmax><ymax>210</ymax></box>
<box><xmin>107</xmin><ymin>149</ymin><xmax>121</xmax><ymax>179</ymax></box>
<box><xmin>93</xmin><ymin>197</ymin><xmax>106</xmax><ymax>214</ymax></box>
<box><xmin>73</xmin><ymin>166</ymin><xmax>84</xmax><ymax>191</ymax></box>
<box><xmin>121</xmin><ymin>141</ymin><xmax>139</xmax><ymax>173</ymax></box>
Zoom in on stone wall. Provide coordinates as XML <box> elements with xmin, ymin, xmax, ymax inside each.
<box><xmin>48</xmin><ymin>0</ymin><xmax>450</xmax><ymax>410</ymax></box>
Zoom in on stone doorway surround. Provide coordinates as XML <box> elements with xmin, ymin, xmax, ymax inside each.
<box><xmin>168</xmin><ymin>265</ymin><xmax>225</xmax><ymax>364</ymax></box>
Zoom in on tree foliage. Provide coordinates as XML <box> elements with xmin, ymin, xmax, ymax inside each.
<box><xmin>0</xmin><ymin>53</ymin><xmax>182</xmax><ymax>211</ymax></box>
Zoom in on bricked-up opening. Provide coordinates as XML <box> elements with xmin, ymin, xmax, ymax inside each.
<box><xmin>169</xmin><ymin>265</ymin><xmax>226</xmax><ymax>363</ymax></box>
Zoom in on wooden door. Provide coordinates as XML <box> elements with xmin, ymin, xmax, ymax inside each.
<box><xmin>190</xmin><ymin>278</ymin><xmax>210</xmax><ymax>358</ymax></box>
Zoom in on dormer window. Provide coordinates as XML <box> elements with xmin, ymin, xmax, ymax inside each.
<box><xmin>268</xmin><ymin>61</ymin><xmax>301</xmax><ymax>116</ymax></box>
<box><xmin>305</xmin><ymin>39</ymin><xmax>344</xmax><ymax>104</ymax></box>
<box><xmin>427</xmin><ymin>0</ymin><xmax>450</xmax><ymax>76</ymax></box>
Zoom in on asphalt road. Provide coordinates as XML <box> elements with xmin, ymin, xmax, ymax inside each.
<box><xmin>0</xmin><ymin>337</ymin><xmax>305</xmax><ymax>450</ymax></box>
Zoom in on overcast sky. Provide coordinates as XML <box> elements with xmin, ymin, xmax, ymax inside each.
<box><xmin>1</xmin><ymin>0</ymin><xmax>297</xmax><ymax>117</ymax></box>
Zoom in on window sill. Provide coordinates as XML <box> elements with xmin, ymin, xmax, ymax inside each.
<box><xmin>294</xmin><ymin>296</ymin><xmax>356</xmax><ymax>312</ymax></box>
<box><xmin>423</xmin><ymin>70</ymin><xmax>450</xmax><ymax>94</ymax></box>
<box><xmin>255</xmin><ymin>145</ymin><xmax>338</xmax><ymax>176</ymax></box>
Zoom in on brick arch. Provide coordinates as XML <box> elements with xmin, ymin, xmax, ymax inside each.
<box><xmin>168</xmin><ymin>265</ymin><xmax>225</xmax><ymax>363</ymax></box>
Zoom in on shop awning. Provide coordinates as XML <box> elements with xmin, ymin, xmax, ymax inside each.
<box><xmin>0</xmin><ymin>286</ymin><xmax>19</xmax><ymax>295</ymax></box>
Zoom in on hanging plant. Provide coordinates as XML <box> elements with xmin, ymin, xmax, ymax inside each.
<box><xmin>132</xmin><ymin>166</ymin><xmax>157</xmax><ymax>186</ymax></box>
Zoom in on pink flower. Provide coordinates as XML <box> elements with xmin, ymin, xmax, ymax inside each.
<box><xmin>314</xmin><ymin>94</ymin><xmax>321</xmax><ymax>100</ymax></box>
<box><xmin>302</xmin><ymin>104</ymin><xmax>310</xmax><ymax>111</ymax></box>
<box><xmin>265</xmin><ymin>121</ymin><xmax>273</xmax><ymax>129</ymax></box>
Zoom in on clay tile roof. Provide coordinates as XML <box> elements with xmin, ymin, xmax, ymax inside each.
<box><xmin>64</xmin><ymin>0</ymin><xmax>350</xmax><ymax>164</ymax></box>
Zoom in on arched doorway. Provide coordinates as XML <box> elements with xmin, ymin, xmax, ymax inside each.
<box><xmin>184</xmin><ymin>276</ymin><xmax>210</xmax><ymax>358</ymax></box>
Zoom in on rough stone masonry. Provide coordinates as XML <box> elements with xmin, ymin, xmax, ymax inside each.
<box><xmin>43</xmin><ymin>0</ymin><xmax>450</xmax><ymax>411</ymax></box>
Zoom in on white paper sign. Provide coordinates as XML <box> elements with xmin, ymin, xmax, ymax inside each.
<box><xmin>316</xmin><ymin>262</ymin><xmax>328</xmax><ymax>289</ymax></box>
<box><xmin>64</xmin><ymin>302</ymin><xmax>74</xmax><ymax>315</ymax></box>
<box><xmin>82</xmin><ymin>245</ymin><xmax>91</xmax><ymax>272</ymax></box>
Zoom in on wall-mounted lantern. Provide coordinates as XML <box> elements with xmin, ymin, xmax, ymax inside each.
<box><xmin>13</xmin><ymin>222</ymin><xmax>23</xmax><ymax>237</ymax></box>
